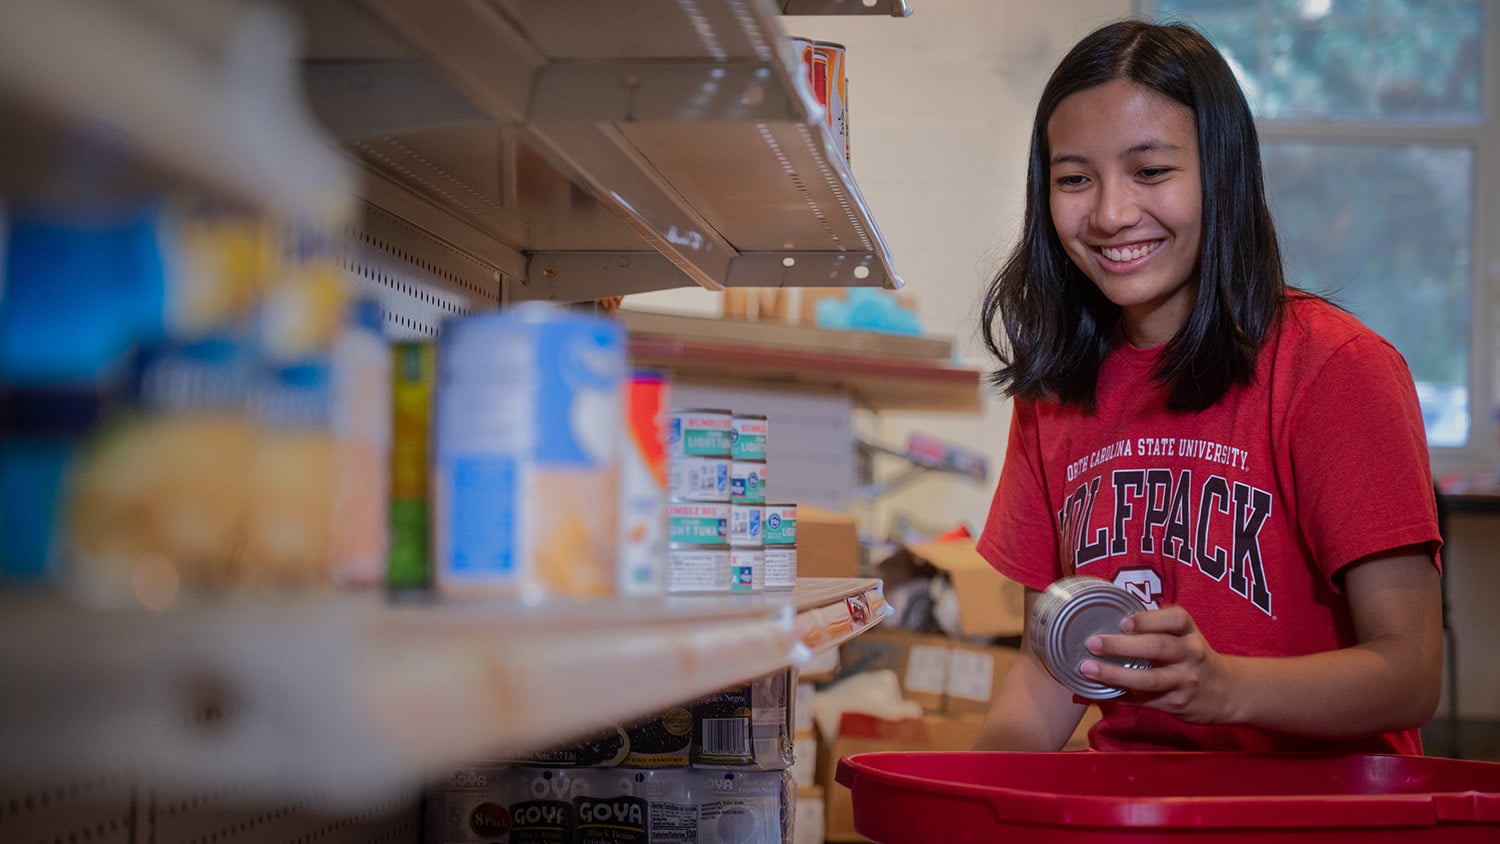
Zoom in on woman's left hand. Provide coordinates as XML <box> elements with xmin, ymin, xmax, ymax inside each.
<box><xmin>1080</xmin><ymin>605</ymin><xmax>1234</xmax><ymax>723</ymax></box>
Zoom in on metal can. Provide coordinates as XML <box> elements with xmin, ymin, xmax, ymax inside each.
<box><xmin>669</xmin><ymin>544</ymin><xmax>732</xmax><ymax>593</ymax></box>
<box><xmin>433</xmin><ymin>302</ymin><xmax>624</xmax><ymax>601</ymax></box>
<box><xmin>791</xmin><ymin>37</ymin><xmax>850</xmax><ymax>163</ymax></box>
<box><xmin>730</xmin><ymin>503</ymin><xmax>762</xmax><ymax>547</ymax></box>
<box><xmin>730</xmin><ymin>460</ymin><xmax>766</xmax><ymax>504</ymax></box>
<box><xmin>731</xmin><ymin>413</ymin><xmax>768</xmax><ymax>462</ymax></box>
<box><xmin>814</xmin><ymin>40</ymin><xmax>849</xmax><ymax>163</ymax></box>
<box><xmin>669</xmin><ymin>408</ymin><xmax>732</xmax><ymax>458</ymax></box>
<box><xmin>669</xmin><ymin>455</ymin><xmax>731</xmax><ymax>501</ymax></box>
<box><xmin>1031</xmin><ymin>576</ymin><xmax>1151</xmax><ymax>699</ymax></box>
<box><xmin>730</xmin><ymin>547</ymin><xmax>763</xmax><ymax>592</ymax></box>
<box><xmin>619</xmin><ymin>369</ymin><xmax>669</xmax><ymax>597</ymax></box>
<box><xmin>669</xmin><ymin>501</ymin><xmax>730</xmax><ymax>546</ymax></box>
<box><xmin>762</xmin><ymin>504</ymin><xmax>797</xmax><ymax>590</ymax></box>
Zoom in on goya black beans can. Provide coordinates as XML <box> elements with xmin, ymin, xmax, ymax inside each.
<box><xmin>1031</xmin><ymin>576</ymin><xmax>1150</xmax><ymax>700</ymax></box>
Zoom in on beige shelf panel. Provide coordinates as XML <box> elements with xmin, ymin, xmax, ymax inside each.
<box><xmin>0</xmin><ymin>577</ymin><xmax>886</xmax><ymax>807</ymax></box>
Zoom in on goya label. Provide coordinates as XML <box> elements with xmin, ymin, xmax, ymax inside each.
<box><xmin>573</xmin><ymin>795</ymin><xmax>647</xmax><ymax>844</ymax></box>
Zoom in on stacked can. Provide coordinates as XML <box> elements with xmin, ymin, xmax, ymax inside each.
<box><xmin>729</xmin><ymin>413</ymin><xmax>768</xmax><ymax>592</ymax></box>
<box><xmin>667</xmin><ymin>409</ymin><xmax>733</xmax><ymax>592</ymax></box>
<box><xmin>762</xmin><ymin>503</ymin><xmax>797</xmax><ymax>590</ymax></box>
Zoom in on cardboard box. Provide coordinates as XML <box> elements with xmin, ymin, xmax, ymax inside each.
<box><xmin>798</xmin><ymin>506</ymin><xmax>862</xmax><ymax>579</ymax></box>
<box><xmin>838</xmin><ymin>628</ymin><xmax>1020</xmax><ymax>716</ymax></box>
<box><xmin>905</xmin><ymin>537</ymin><xmax>1025</xmax><ymax>637</ymax></box>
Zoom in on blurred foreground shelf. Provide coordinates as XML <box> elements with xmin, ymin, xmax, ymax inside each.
<box><xmin>0</xmin><ymin>576</ymin><xmax>887</xmax><ymax>807</ymax></box>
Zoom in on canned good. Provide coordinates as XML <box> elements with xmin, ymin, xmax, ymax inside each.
<box><xmin>669</xmin><ymin>544</ymin><xmax>732</xmax><ymax>593</ymax></box>
<box><xmin>669</xmin><ymin>455</ymin><xmax>731</xmax><ymax>501</ymax></box>
<box><xmin>729</xmin><ymin>503</ymin><xmax>762</xmax><ymax>547</ymax></box>
<box><xmin>730</xmin><ymin>547</ymin><xmax>763</xmax><ymax>592</ymax></box>
<box><xmin>763</xmin><ymin>546</ymin><xmax>796</xmax><ymax>590</ymax></box>
<box><xmin>669</xmin><ymin>408</ymin><xmax>732</xmax><ymax>457</ymax></box>
<box><xmin>792</xmin><ymin>37</ymin><xmax>849</xmax><ymax>163</ymax></box>
<box><xmin>668</xmin><ymin>501</ymin><xmax>730</xmax><ymax>545</ymax></box>
<box><xmin>815</xmin><ymin>40</ymin><xmax>849</xmax><ymax>163</ymax></box>
<box><xmin>730</xmin><ymin>460</ymin><xmax>766</xmax><ymax>504</ymax></box>
<box><xmin>1032</xmin><ymin>576</ymin><xmax>1151</xmax><ymax>699</ymax></box>
<box><xmin>387</xmin><ymin>341</ymin><xmax>434</xmax><ymax>595</ymax></box>
<box><xmin>731</xmin><ymin>413</ymin><xmax>768</xmax><ymax>462</ymax></box>
<box><xmin>433</xmin><ymin>302</ymin><xmax>624</xmax><ymax>601</ymax></box>
<box><xmin>619</xmin><ymin>370</ymin><xmax>668</xmax><ymax>596</ymax></box>
<box><xmin>763</xmin><ymin>504</ymin><xmax>796</xmax><ymax>545</ymax></box>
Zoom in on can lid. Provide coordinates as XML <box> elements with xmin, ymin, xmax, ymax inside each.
<box><xmin>1032</xmin><ymin>577</ymin><xmax>1150</xmax><ymax>700</ymax></box>
<box><xmin>732</xmin><ymin>413</ymin><xmax>768</xmax><ymax>421</ymax></box>
<box><xmin>671</xmin><ymin>407</ymin><xmax>733</xmax><ymax>415</ymax></box>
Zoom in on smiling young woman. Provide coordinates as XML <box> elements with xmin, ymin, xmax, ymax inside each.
<box><xmin>973</xmin><ymin>19</ymin><xmax>1442</xmax><ymax>757</ymax></box>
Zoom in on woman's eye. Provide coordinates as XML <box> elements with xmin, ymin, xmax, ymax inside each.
<box><xmin>1138</xmin><ymin>166</ymin><xmax>1172</xmax><ymax>180</ymax></box>
<box><xmin>1055</xmin><ymin>174</ymin><xmax>1089</xmax><ymax>188</ymax></box>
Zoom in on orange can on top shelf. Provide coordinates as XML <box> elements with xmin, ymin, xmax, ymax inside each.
<box><xmin>791</xmin><ymin>37</ymin><xmax>850</xmax><ymax>163</ymax></box>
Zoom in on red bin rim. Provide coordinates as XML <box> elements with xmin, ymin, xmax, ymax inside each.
<box><xmin>835</xmin><ymin>751</ymin><xmax>1500</xmax><ymax>831</ymax></box>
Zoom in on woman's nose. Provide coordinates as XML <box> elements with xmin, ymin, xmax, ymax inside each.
<box><xmin>1092</xmin><ymin>178</ymin><xmax>1140</xmax><ymax>232</ymax></box>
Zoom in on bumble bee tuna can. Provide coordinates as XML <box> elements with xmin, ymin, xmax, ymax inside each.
<box><xmin>434</xmin><ymin>302</ymin><xmax>624</xmax><ymax>601</ymax></box>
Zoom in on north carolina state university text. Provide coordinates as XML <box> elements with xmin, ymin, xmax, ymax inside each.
<box><xmin>1059</xmin><ymin>468</ymin><xmax>1273</xmax><ymax>615</ymax></box>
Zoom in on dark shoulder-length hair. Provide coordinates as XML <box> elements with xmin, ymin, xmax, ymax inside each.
<box><xmin>980</xmin><ymin>19</ymin><xmax>1286</xmax><ymax>413</ymax></box>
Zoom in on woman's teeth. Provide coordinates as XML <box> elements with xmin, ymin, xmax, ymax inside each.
<box><xmin>1101</xmin><ymin>242</ymin><xmax>1159</xmax><ymax>262</ymax></box>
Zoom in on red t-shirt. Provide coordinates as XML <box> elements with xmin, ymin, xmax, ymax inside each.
<box><xmin>978</xmin><ymin>293</ymin><xmax>1440</xmax><ymax>753</ymax></box>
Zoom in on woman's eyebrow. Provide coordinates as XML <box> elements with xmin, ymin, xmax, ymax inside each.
<box><xmin>1049</xmin><ymin>139</ymin><xmax>1185</xmax><ymax>166</ymax></box>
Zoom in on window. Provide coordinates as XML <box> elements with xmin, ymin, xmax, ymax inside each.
<box><xmin>1148</xmin><ymin>0</ymin><xmax>1494</xmax><ymax>469</ymax></box>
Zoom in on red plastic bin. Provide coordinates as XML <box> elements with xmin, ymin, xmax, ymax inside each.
<box><xmin>835</xmin><ymin>751</ymin><xmax>1500</xmax><ymax>842</ymax></box>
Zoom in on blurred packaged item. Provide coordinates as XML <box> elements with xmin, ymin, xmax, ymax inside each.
<box><xmin>329</xmin><ymin>297</ymin><xmax>390</xmax><ymax>587</ymax></box>
<box><xmin>387</xmin><ymin>341</ymin><xmax>435</xmax><ymax>595</ymax></box>
<box><xmin>241</xmin><ymin>357</ymin><xmax>338</xmax><ymax>588</ymax></box>
<box><xmin>434</xmin><ymin>302</ymin><xmax>625</xmax><ymax>601</ymax></box>
<box><xmin>693</xmin><ymin>669</ymin><xmax>795</xmax><ymax>771</ymax></box>
<box><xmin>619</xmin><ymin>369</ymin><xmax>669</xmax><ymax>597</ymax></box>
<box><xmin>425</xmin><ymin>764</ymin><xmax>792</xmax><ymax>843</ymax></box>
<box><xmin>0</xmin><ymin>203</ymin><xmax>168</xmax><ymax>582</ymax></box>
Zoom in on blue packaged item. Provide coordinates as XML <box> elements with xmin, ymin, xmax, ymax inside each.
<box><xmin>434</xmin><ymin>303</ymin><xmax>625</xmax><ymax>600</ymax></box>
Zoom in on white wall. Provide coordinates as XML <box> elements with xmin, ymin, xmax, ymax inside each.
<box><xmin>627</xmin><ymin>0</ymin><xmax>1132</xmax><ymax>538</ymax></box>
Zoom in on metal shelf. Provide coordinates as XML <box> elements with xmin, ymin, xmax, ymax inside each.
<box><xmin>0</xmin><ymin>577</ymin><xmax>888</xmax><ymax>808</ymax></box>
<box><xmin>295</xmin><ymin>0</ymin><xmax>906</xmax><ymax>301</ymax></box>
